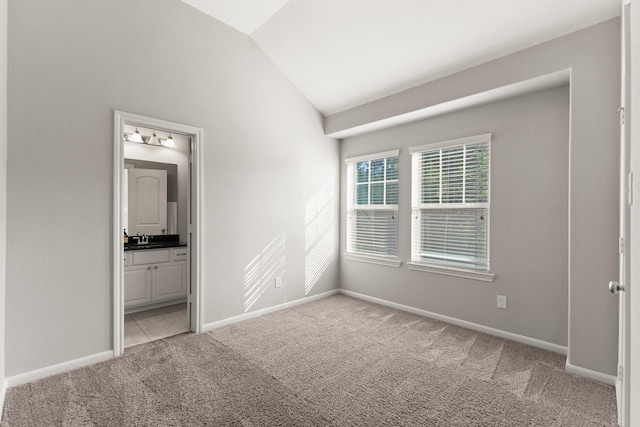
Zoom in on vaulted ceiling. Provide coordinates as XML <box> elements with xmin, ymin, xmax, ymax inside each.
<box><xmin>180</xmin><ymin>0</ymin><xmax>620</xmax><ymax>115</ymax></box>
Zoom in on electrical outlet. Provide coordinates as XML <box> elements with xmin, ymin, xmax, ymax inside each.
<box><xmin>275</xmin><ymin>277</ymin><xmax>282</xmax><ymax>288</ymax></box>
<box><xmin>497</xmin><ymin>295</ymin><xmax>507</xmax><ymax>309</ymax></box>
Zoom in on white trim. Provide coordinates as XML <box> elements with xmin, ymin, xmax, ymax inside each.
<box><xmin>191</xmin><ymin>126</ymin><xmax>205</xmax><ymax>335</ymax></box>
<box><xmin>113</xmin><ymin>112</ymin><xmax>124</xmax><ymax>356</ymax></box>
<box><xmin>409</xmin><ymin>133</ymin><xmax>491</xmax><ymax>154</ymax></box>
<box><xmin>113</xmin><ymin>110</ymin><xmax>204</xmax><ymax>355</ymax></box>
<box><xmin>338</xmin><ymin>289</ymin><xmax>567</xmax><ymax>355</ymax></box>
<box><xmin>565</xmin><ymin>362</ymin><xmax>617</xmax><ymax>386</ymax></box>
<box><xmin>407</xmin><ymin>262</ymin><xmax>495</xmax><ymax>282</ymax></box>
<box><xmin>5</xmin><ymin>351</ymin><xmax>114</xmax><ymax>388</ymax></box>
<box><xmin>566</xmin><ymin>67</ymin><xmax>574</xmax><ymax>375</ymax></box>
<box><xmin>344</xmin><ymin>149</ymin><xmax>399</xmax><ymax>165</ymax></box>
<box><xmin>203</xmin><ymin>289</ymin><xmax>339</xmax><ymax>332</ymax></box>
<box><xmin>349</xmin><ymin>204</ymin><xmax>399</xmax><ymax>211</ymax></box>
<box><xmin>343</xmin><ymin>253</ymin><xmax>402</xmax><ymax>268</ymax></box>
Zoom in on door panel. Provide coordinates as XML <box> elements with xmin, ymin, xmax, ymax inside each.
<box><xmin>128</xmin><ymin>168</ymin><xmax>167</xmax><ymax>236</ymax></box>
<box><xmin>154</xmin><ymin>261</ymin><xmax>187</xmax><ymax>301</ymax></box>
<box><xmin>124</xmin><ymin>266</ymin><xmax>152</xmax><ymax>307</ymax></box>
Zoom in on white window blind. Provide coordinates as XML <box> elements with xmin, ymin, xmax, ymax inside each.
<box><xmin>411</xmin><ymin>135</ymin><xmax>491</xmax><ymax>271</ymax></box>
<box><xmin>346</xmin><ymin>151</ymin><xmax>399</xmax><ymax>259</ymax></box>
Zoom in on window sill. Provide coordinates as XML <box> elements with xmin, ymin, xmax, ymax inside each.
<box><xmin>406</xmin><ymin>262</ymin><xmax>495</xmax><ymax>282</ymax></box>
<box><xmin>343</xmin><ymin>253</ymin><xmax>402</xmax><ymax>268</ymax></box>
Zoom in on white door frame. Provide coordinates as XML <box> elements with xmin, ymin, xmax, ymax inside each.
<box><xmin>113</xmin><ymin>110</ymin><xmax>204</xmax><ymax>356</ymax></box>
<box><xmin>615</xmin><ymin>3</ymin><xmax>631</xmax><ymax>425</ymax></box>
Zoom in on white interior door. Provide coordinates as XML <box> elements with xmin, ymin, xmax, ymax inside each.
<box><xmin>128</xmin><ymin>168</ymin><xmax>167</xmax><ymax>236</ymax></box>
<box><xmin>612</xmin><ymin>4</ymin><xmax>631</xmax><ymax>425</ymax></box>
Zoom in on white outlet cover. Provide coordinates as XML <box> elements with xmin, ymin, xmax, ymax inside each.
<box><xmin>497</xmin><ymin>295</ymin><xmax>507</xmax><ymax>309</ymax></box>
<box><xmin>275</xmin><ymin>277</ymin><xmax>282</xmax><ymax>288</ymax></box>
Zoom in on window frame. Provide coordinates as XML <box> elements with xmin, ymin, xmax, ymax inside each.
<box><xmin>344</xmin><ymin>150</ymin><xmax>401</xmax><ymax>267</ymax></box>
<box><xmin>408</xmin><ymin>134</ymin><xmax>494</xmax><ymax>282</ymax></box>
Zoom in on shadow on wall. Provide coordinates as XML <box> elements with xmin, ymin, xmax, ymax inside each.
<box><xmin>304</xmin><ymin>178</ymin><xmax>337</xmax><ymax>295</ymax></box>
<box><xmin>244</xmin><ymin>232</ymin><xmax>287</xmax><ymax>312</ymax></box>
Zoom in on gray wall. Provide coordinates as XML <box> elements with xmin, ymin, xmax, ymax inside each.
<box><xmin>333</xmin><ymin>20</ymin><xmax>620</xmax><ymax>376</ymax></box>
<box><xmin>0</xmin><ymin>0</ymin><xmax>7</xmax><ymax>394</ymax></box>
<box><xmin>6</xmin><ymin>0</ymin><xmax>339</xmax><ymax>376</ymax></box>
<box><xmin>341</xmin><ymin>86</ymin><xmax>570</xmax><ymax>347</ymax></box>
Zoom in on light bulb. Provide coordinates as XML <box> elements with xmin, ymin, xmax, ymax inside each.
<box><xmin>149</xmin><ymin>130</ymin><xmax>160</xmax><ymax>145</ymax></box>
<box><xmin>164</xmin><ymin>133</ymin><xmax>176</xmax><ymax>148</ymax></box>
<box><xmin>129</xmin><ymin>128</ymin><xmax>143</xmax><ymax>143</ymax></box>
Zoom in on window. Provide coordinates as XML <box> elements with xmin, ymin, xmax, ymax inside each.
<box><xmin>345</xmin><ymin>150</ymin><xmax>399</xmax><ymax>264</ymax></box>
<box><xmin>410</xmin><ymin>134</ymin><xmax>491</xmax><ymax>274</ymax></box>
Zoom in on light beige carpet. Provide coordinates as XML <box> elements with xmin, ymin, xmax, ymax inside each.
<box><xmin>2</xmin><ymin>294</ymin><xmax>617</xmax><ymax>426</ymax></box>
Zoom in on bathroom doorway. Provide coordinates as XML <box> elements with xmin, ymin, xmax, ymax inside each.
<box><xmin>113</xmin><ymin>111</ymin><xmax>203</xmax><ymax>356</ymax></box>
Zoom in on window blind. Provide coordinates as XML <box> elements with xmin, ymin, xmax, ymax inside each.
<box><xmin>346</xmin><ymin>153</ymin><xmax>399</xmax><ymax>259</ymax></box>
<box><xmin>411</xmin><ymin>136</ymin><xmax>490</xmax><ymax>271</ymax></box>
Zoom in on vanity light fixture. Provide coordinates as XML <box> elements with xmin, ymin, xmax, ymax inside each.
<box><xmin>148</xmin><ymin>130</ymin><xmax>161</xmax><ymax>146</ymax></box>
<box><xmin>164</xmin><ymin>133</ymin><xmax>176</xmax><ymax>148</ymax></box>
<box><xmin>124</xmin><ymin>128</ymin><xmax>176</xmax><ymax>148</ymax></box>
<box><xmin>128</xmin><ymin>127</ymin><xmax>143</xmax><ymax>143</ymax></box>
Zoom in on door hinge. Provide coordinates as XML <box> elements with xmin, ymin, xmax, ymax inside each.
<box><xmin>619</xmin><ymin>237</ymin><xmax>624</xmax><ymax>254</ymax></box>
<box><xmin>618</xmin><ymin>365</ymin><xmax>624</xmax><ymax>382</ymax></box>
<box><xmin>187</xmin><ymin>293</ymin><xmax>192</xmax><ymax>303</ymax></box>
<box><xmin>618</xmin><ymin>107</ymin><xmax>626</xmax><ymax>126</ymax></box>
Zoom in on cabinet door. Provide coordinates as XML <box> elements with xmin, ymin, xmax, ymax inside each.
<box><xmin>128</xmin><ymin>168</ymin><xmax>167</xmax><ymax>236</ymax></box>
<box><xmin>153</xmin><ymin>261</ymin><xmax>187</xmax><ymax>302</ymax></box>
<box><xmin>124</xmin><ymin>265</ymin><xmax>153</xmax><ymax>308</ymax></box>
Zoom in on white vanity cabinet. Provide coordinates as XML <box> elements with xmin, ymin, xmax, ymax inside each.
<box><xmin>154</xmin><ymin>262</ymin><xmax>187</xmax><ymax>301</ymax></box>
<box><xmin>124</xmin><ymin>248</ymin><xmax>187</xmax><ymax>310</ymax></box>
<box><xmin>124</xmin><ymin>265</ymin><xmax>153</xmax><ymax>307</ymax></box>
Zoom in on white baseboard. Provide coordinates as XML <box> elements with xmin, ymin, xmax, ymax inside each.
<box><xmin>4</xmin><ymin>290</ymin><xmax>341</xmax><ymax>390</ymax></box>
<box><xmin>339</xmin><ymin>289</ymin><xmax>568</xmax><ymax>355</ymax></box>
<box><xmin>5</xmin><ymin>351</ymin><xmax>114</xmax><ymax>388</ymax></box>
<box><xmin>203</xmin><ymin>289</ymin><xmax>340</xmax><ymax>332</ymax></box>
<box><xmin>565</xmin><ymin>362</ymin><xmax>617</xmax><ymax>386</ymax></box>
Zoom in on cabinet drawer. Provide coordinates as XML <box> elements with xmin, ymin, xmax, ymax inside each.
<box><xmin>123</xmin><ymin>252</ymin><xmax>130</xmax><ymax>267</ymax></box>
<box><xmin>172</xmin><ymin>248</ymin><xmax>188</xmax><ymax>261</ymax></box>
<box><xmin>133</xmin><ymin>249</ymin><xmax>170</xmax><ymax>265</ymax></box>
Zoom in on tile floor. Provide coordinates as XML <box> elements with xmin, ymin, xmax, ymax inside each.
<box><xmin>124</xmin><ymin>303</ymin><xmax>190</xmax><ymax>348</ymax></box>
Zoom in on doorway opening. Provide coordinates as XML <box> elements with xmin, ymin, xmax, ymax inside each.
<box><xmin>113</xmin><ymin>111</ymin><xmax>203</xmax><ymax>356</ymax></box>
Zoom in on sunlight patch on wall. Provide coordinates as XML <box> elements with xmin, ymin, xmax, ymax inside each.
<box><xmin>304</xmin><ymin>179</ymin><xmax>337</xmax><ymax>295</ymax></box>
<box><xmin>244</xmin><ymin>232</ymin><xmax>287</xmax><ymax>312</ymax></box>
<box><xmin>305</xmin><ymin>227</ymin><xmax>336</xmax><ymax>295</ymax></box>
<box><xmin>305</xmin><ymin>179</ymin><xmax>335</xmax><ymax>250</ymax></box>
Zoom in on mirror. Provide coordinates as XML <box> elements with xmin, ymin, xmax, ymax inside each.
<box><xmin>123</xmin><ymin>159</ymin><xmax>178</xmax><ymax>237</ymax></box>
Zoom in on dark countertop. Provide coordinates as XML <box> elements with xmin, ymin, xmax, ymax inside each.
<box><xmin>124</xmin><ymin>241</ymin><xmax>187</xmax><ymax>251</ymax></box>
